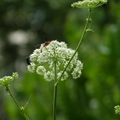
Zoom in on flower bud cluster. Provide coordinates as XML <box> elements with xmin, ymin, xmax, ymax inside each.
<box><xmin>114</xmin><ymin>105</ymin><xmax>120</xmax><ymax>114</ymax></box>
<box><xmin>0</xmin><ymin>72</ymin><xmax>18</xmax><ymax>86</ymax></box>
<box><xmin>28</xmin><ymin>40</ymin><xmax>83</xmax><ymax>81</ymax></box>
<box><xmin>71</xmin><ymin>0</ymin><xmax>107</xmax><ymax>9</ymax></box>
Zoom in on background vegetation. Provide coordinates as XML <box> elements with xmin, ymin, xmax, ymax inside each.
<box><xmin>0</xmin><ymin>0</ymin><xmax>120</xmax><ymax>120</ymax></box>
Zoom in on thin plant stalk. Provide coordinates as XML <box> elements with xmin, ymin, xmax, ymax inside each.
<box><xmin>52</xmin><ymin>9</ymin><xmax>92</xmax><ymax>120</ymax></box>
<box><xmin>5</xmin><ymin>85</ymin><xmax>30</xmax><ymax>120</ymax></box>
<box><xmin>53</xmin><ymin>82</ymin><xmax>58</xmax><ymax>120</ymax></box>
<box><xmin>56</xmin><ymin>9</ymin><xmax>92</xmax><ymax>85</ymax></box>
<box><xmin>53</xmin><ymin>49</ymin><xmax>58</xmax><ymax>120</ymax></box>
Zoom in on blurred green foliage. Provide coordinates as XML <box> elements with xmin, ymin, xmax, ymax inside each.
<box><xmin>0</xmin><ymin>0</ymin><xmax>120</xmax><ymax>120</ymax></box>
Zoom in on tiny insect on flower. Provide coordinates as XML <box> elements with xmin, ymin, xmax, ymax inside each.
<box><xmin>26</xmin><ymin>56</ymin><xmax>31</xmax><ymax>65</ymax></box>
<box><xmin>43</xmin><ymin>41</ymin><xmax>51</xmax><ymax>47</ymax></box>
<box><xmin>40</xmin><ymin>41</ymin><xmax>51</xmax><ymax>52</ymax></box>
<box><xmin>26</xmin><ymin>41</ymin><xmax>51</xmax><ymax>65</ymax></box>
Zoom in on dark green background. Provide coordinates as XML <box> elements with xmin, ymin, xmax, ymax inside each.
<box><xmin>0</xmin><ymin>0</ymin><xmax>120</xmax><ymax>120</ymax></box>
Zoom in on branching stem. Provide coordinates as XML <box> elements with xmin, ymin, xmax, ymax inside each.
<box><xmin>5</xmin><ymin>85</ymin><xmax>30</xmax><ymax>120</ymax></box>
<box><xmin>56</xmin><ymin>9</ymin><xmax>92</xmax><ymax>85</ymax></box>
<box><xmin>52</xmin><ymin>9</ymin><xmax>92</xmax><ymax>120</ymax></box>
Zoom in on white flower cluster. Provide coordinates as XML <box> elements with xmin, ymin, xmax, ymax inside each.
<box><xmin>71</xmin><ymin>0</ymin><xmax>107</xmax><ymax>9</ymax></box>
<box><xmin>27</xmin><ymin>40</ymin><xmax>83</xmax><ymax>81</ymax></box>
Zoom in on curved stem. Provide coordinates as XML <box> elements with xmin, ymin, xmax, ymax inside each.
<box><xmin>57</xmin><ymin>9</ymin><xmax>92</xmax><ymax>84</ymax></box>
<box><xmin>5</xmin><ymin>86</ymin><xmax>30</xmax><ymax>120</ymax></box>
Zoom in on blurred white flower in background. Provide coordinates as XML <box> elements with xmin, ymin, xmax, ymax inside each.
<box><xmin>8</xmin><ymin>30</ymin><xmax>36</xmax><ymax>45</ymax></box>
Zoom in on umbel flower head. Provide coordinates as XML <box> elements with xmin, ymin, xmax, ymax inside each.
<box><xmin>0</xmin><ymin>72</ymin><xmax>18</xmax><ymax>86</ymax></box>
<box><xmin>27</xmin><ymin>40</ymin><xmax>83</xmax><ymax>81</ymax></box>
<box><xmin>114</xmin><ymin>105</ymin><xmax>120</xmax><ymax>114</ymax></box>
<box><xmin>71</xmin><ymin>0</ymin><xmax>107</xmax><ymax>9</ymax></box>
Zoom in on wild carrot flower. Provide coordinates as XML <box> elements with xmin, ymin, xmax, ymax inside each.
<box><xmin>71</xmin><ymin>0</ymin><xmax>107</xmax><ymax>9</ymax></box>
<box><xmin>27</xmin><ymin>40</ymin><xmax>83</xmax><ymax>81</ymax></box>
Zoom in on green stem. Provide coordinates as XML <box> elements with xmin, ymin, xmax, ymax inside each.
<box><xmin>53</xmin><ymin>47</ymin><xmax>58</xmax><ymax>120</ymax></box>
<box><xmin>5</xmin><ymin>85</ymin><xmax>30</xmax><ymax>120</ymax></box>
<box><xmin>53</xmin><ymin>83</ymin><xmax>58</xmax><ymax>120</ymax></box>
<box><xmin>57</xmin><ymin>9</ymin><xmax>92</xmax><ymax>84</ymax></box>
